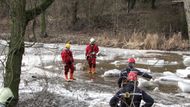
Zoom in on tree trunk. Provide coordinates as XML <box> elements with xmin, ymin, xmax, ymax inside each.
<box><xmin>4</xmin><ymin>0</ymin><xmax>26</xmax><ymax>106</ymax></box>
<box><xmin>183</xmin><ymin>0</ymin><xmax>190</xmax><ymax>43</ymax></box>
<box><xmin>4</xmin><ymin>0</ymin><xmax>54</xmax><ymax>106</ymax></box>
<box><xmin>40</xmin><ymin>0</ymin><xmax>48</xmax><ymax>38</ymax></box>
<box><xmin>127</xmin><ymin>0</ymin><xmax>136</xmax><ymax>13</ymax></box>
<box><xmin>40</xmin><ymin>10</ymin><xmax>48</xmax><ymax>38</ymax></box>
<box><xmin>151</xmin><ymin>0</ymin><xmax>156</xmax><ymax>9</ymax></box>
<box><xmin>71</xmin><ymin>0</ymin><xmax>78</xmax><ymax>26</ymax></box>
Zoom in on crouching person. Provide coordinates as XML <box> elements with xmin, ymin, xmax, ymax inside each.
<box><xmin>109</xmin><ymin>73</ymin><xmax>154</xmax><ymax>107</ymax></box>
<box><xmin>0</xmin><ymin>87</ymin><xmax>14</xmax><ymax>107</ymax></box>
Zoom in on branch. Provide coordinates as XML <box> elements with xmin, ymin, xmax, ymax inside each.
<box><xmin>0</xmin><ymin>0</ymin><xmax>10</xmax><ymax>10</ymax></box>
<box><xmin>26</xmin><ymin>0</ymin><xmax>54</xmax><ymax>22</ymax></box>
<box><xmin>25</xmin><ymin>20</ymin><xmax>37</xmax><ymax>48</ymax></box>
<box><xmin>0</xmin><ymin>0</ymin><xmax>4</xmax><ymax>3</ymax></box>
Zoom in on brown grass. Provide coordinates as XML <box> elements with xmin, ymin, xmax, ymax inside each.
<box><xmin>144</xmin><ymin>33</ymin><xmax>163</xmax><ymax>49</ymax></box>
<box><xmin>1</xmin><ymin>29</ymin><xmax>188</xmax><ymax>50</ymax></box>
<box><xmin>162</xmin><ymin>32</ymin><xmax>189</xmax><ymax>50</ymax></box>
<box><xmin>94</xmin><ymin>32</ymin><xmax>189</xmax><ymax>50</ymax></box>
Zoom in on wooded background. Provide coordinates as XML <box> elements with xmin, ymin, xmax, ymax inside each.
<box><xmin>0</xmin><ymin>0</ymin><xmax>188</xmax><ymax>39</ymax></box>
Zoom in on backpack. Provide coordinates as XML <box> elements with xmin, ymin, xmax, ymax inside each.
<box><xmin>127</xmin><ymin>71</ymin><xmax>137</xmax><ymax>81</ymax></box>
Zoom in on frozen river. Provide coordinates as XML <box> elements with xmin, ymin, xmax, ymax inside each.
<box><xmin>0</xmin><ymin>40</ymin><xmax>190</xmax><ymax>107</ymax></box>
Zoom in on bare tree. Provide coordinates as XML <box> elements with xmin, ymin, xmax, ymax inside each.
<box><xmin>124</xmin><ymin>0</ymin><xmax>156</xmax><ymax>12</ymax></box>
<box><xmin>3</xmin><ymin>0</ymin><xmax>54</xmax><ymax>106</ymax></box>
<box><xmin>40</xmin><ymin>0</ymin><xmax>48</xmax><ymax>38</ymax></box>
<box><xmin>71</xmin><ymin>0</ymin><xmax>79</xmax><ymax>26</ymax></box>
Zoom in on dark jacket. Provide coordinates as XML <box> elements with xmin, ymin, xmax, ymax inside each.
<box><xmin>118</xmin><ymin>67</ymin><xmax>152</xmax><ymax>88</ymax></box>
<box><xmin>109</xmin><ymin>83</ymin><xmax>154</xmax><ymax>107</ymax></box>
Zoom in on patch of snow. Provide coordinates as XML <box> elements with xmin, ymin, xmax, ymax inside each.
<box><xmin>183</xmin><ymin>57</ymin><xmax>190</xmax><ymax>67</ymax></box>
<box><xmin>21</xmin><ymin>67</ymin><xmax>62</xmax><ymax>79</ymax></box>
<box><xmin>110</xmin><ymin>60</ymin><xmax>128</xmax><ymax>66</ymax></box>
<box><xmin>47</xmin><ymin>84</ymin><xmax>113</xmax><ymax>106</ymax></box>
<box><xmin>154</xmin><ymin>103</ymin><xmax>190</xmax><ymax>107</ymax></box>
<box><xmin>136</xmin><ymin>58</ymin><xmax>178</xmax><ymax>67</ymax></box>
<box><xmin>44</xmin><ymin>65</ymin><xmax>54</xmax><ymax>69</ymax></box>
<box><xmin>103</xmin><ymin>69</ymin><xmax>121</xmax><ymax>77</ymax></box>
<box><xmin>176</xmin><ymin>67</ymin><xmax>190</xmax><ymax>78</ymax></box>
<box><xmin>175</xmin><ymin>93</ymin><xmax>190</xmax><ymax>99</ymax></box>
<box><xmin>75</xmin><ymin>63</ymin><xmax>85</xmax><ymax>71</ymax></box>
<box><xmin>154</xmin><ymin>75</ymin><xmax>182</xmax><ymax>85</ymax></box>
<box><xmin>147</xmin><ymin>59</ymin><xmax>165</xmax><ymax>66</ymax></box>
<box><xmin>22</xmin><ymin>54</ymin><xmax>61</xmax><ymax>68</ymax></box>
<box><xmin>0</xmin><ymin>40</ymin><xmax>8</xmax><ymax>46</ymax></box>
<box><xmin>138</xmin><ymin>78</ymin><xmax>158</xmax><ymax>90</ymax></box>
<box><xmin>43</xmin><ymin>43</ymin><xmax>59</xmax><ymax>49</ymax></box>
<box><xmin>137</xmin><ymin>68</ymin><xmax>151</xmax><ymax>73</ymax></box>
<box><xmin>178</xmin><ymin>79</ymin><xmax>190</xmax><ymax>93</ymax></box>
<box><xmin>163</xmin><ymin>71</ymin><xmax>176</xmax><ymax>76</ymax></box>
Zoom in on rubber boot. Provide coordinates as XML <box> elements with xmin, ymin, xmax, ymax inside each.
<box><xmin>92</xmin><ymin>68</ymin><xmax>96</xmax><ymax>74</ymax></box>
<box><xmin>65</xmin><ymin>74</ymin><xmax>69</xmax><ymax>81</ymax></box>
<box><xmin>70</xmin><ymin>71</ymin><xmax>76</xmax><ymax>80</ymax></box>
<box><xmin>88</xmin><ymin>67</ymin><xmax>92</xmax><ymax>74</ymax></box>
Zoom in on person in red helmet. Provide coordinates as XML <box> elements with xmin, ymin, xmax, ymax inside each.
<box><xmin>110</xmin><ymin>73</ymin><xmax>154</xmax><ymax>107</ymax></box>
<box><xmin>61</xmin><ymin>43</ymin><xmax>75</xmax><ymax>81</ymax></box>
<box><xmin>85</xmin><ymin>38</ymin><xmax>99</xmax><ymax>74</ymax></box>
<box><xmin>118</xmin><ymin>58</ymin><xmax>152</xmax><ymax>88</ymax></box>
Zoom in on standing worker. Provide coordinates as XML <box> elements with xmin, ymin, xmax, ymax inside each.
<box><xmin>85</xmin><ymin>38</ymin><xmax>99</xmax><ymax>74</ymax></box>
<box><xmin>61</xmin><ymin>43</ymin><xmax>75</xmax><ymax>81</ymax></box>
<box><xmin>118</xmin><ymin>58</ymin><xmax>152</xmax><ymax>88</ymax></box>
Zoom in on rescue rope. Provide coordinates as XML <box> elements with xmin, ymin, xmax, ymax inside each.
<box><xmin>119</xmin><ymin>75</ymin><xmax>136</xmax><ymax>107</ymax></box>
<box><xmin>129</xmin><ymin>80</ymin><xmax>137</xmax><ymax>107</ymax></box>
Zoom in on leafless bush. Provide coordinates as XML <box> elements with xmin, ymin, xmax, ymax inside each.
<box><xmin>94</xmin><ymin>32</ymin><xmax>189</xmax><ymax>50</ymax></box>
<box><xmin>162</xmin><ymin>32</ymin><xmax>189</xmax><ymax>50</ymax></box>
<box><xmin>144</xmin><ymin>33</ymin><xmax>162</xmax><ymax>49</ymax></box>
<box><xmin>127</xmin><ymin>32</ymin><xmax>144</xmax><ymax>49</ymax></box>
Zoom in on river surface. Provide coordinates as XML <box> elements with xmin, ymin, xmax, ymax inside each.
<box><xmin>0</xmin><ymin>41</ymin><xmax>190</xmax><ymax>107</ymax></box>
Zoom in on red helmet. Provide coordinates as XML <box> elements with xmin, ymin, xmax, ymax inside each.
<box><xmin>128</xmin><ymin>58</ymin><xmax>135</xmax><ymax>63</ymax></box>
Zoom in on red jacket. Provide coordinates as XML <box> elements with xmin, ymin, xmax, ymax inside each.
<box><xmin>85</xmin><ymin>44</ymin><xmax>99</xmax><ymax>58</ymax></box>
<box><xmin>61</xmin><ymin>49</ymin><xmax>74</xmax><ymax>64</ymax></box>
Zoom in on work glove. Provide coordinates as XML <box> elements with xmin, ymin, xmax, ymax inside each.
<box><xmin>86</xmin><ymin>56</ymin><xmax>89</xmax><ymax>60</ymax></box>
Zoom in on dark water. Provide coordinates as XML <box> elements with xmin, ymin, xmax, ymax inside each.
<box><xmin>84</xmin><ymin>52</ymin><xmax>187</xmax><ymax>94</ymax></box>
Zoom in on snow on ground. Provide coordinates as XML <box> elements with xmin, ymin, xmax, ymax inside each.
<box><xmin>0</xmin><ymin>40</ymin><xmax>190</xmax><ymax>107</ymax></box>
<box><xmin>178</xmin><ymin>80</ymin><xmax>190</xmax><ymax>93</ymax></box>
<box><xmin>176</xmin><ymin>67</ymin><xmax>190</xmax><ymax>78</ymax></box>
<box><xmin>102</xmin><ymin>69</ymin><xmax>121</xmax><ymax>77</ymax></box>
<box><xmin>183</xmin><ymin>56</ymin><xmax>190</xmax><ymax>66</ymax></box>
